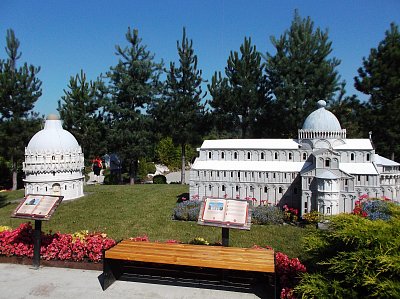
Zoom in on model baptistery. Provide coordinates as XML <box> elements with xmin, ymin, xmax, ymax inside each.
<box><xmin>23</xmin><ymin>114</ymin><xmax>85</xmax><ymax>200</ymax></box>
<box><xmin>190</xmin><ymin>100</ymin><xmax>400</xmax><ymax>216</ymax></box>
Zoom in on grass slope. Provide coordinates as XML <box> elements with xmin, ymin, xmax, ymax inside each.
<box><xmin>0</xmin><ymin>185</ymin><xmax>311</xmax><ymax>258</ymax></box>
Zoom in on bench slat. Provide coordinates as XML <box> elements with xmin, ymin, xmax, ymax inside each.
<box><xmin>105</xmin><ymin>241</ymin><xmax>275</xmax><ymax>273</ymax></box>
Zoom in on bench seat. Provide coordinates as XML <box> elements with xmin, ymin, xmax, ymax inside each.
<box><xmin>102</xmin><ymin>240</ymin><xmax>275</xmax><ymax>293</ymax></box>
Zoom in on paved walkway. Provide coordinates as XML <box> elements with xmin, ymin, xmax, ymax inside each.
<box><xmin>0</xmin><ymin>263</ymin><xmax>261</xmax><ymax>298</ymax></box>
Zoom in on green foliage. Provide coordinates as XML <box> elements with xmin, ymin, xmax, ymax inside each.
<box><xmin>0</xmin><ymin>29</ymin><xmax>42</xmax><ymax>190</ymax></box>
<box><xmin>137</xmin><ymin>158</ymin><xmax>156</xmax><ymax>181</ymax></box>
<box><xmin>155</xmin><ymin>137</ymin><xmax>196</xmax><ymax>170</ymax></box>
<box><xmin>0</xmin><ymin>29</ymin><xmax>42</xmax><ymax>120</ymax></box>
<box><xmin>106</xmin><ymin>27</ymin><xmax>163</xmax><ymax>183</ymax></box>
<box><xmin>295</xmin><ymin>206</ymin><xmax>400</xmax><ymax>298</ymax></box>
<box><xmin>151</xmin><ymin>27</ymin><xmax>206</xmax><ymax>184</ymax></box>
<box><xmin>58</xmin><ymin>70</ymin><xmax>108</xmax><ymax>162</ymax></box>
<box><xmin>208</xmin><ymin>37</ymin><xmax>269</xmax><ymax>138</ymax></box>
<box><xmin>355</xmin><ymin>22</ymin><xmax>400</xmax><ymax>160</ymax></box>
<box><xmin>265</xmin><ymin>10</ymin><xmax>341</xmax><ymax>138</ymax></box>
<box><xmin>252</xmin><ymin>205</ymin><xmax>284</xmax><ymax>225</ymax></box>
<box><xmin>153</xmin><ymin>174</ymin><xmax>167</xmax><ymax>184</ymax></box>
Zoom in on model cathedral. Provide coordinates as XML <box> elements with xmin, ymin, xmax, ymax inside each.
<box><xmin>190</xmin><ymin>100</ymin><xmax>400</xmax><ymax>216</ymax></box>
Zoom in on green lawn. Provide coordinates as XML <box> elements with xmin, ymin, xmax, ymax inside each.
<box><xmin>0</xmin><ymin>184</ymin><xmax>313</xmax><ymax>258</ymax></box>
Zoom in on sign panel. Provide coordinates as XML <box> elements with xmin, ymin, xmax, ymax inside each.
<box><xmin>198</xmin><ymin>197</ymin><xmax>252</xmax><ymax>230</ymax></box>
<box><xmin>11</xmin><ymin>194</ymin><xmax>63</xmax><ymax>221</ymax></box>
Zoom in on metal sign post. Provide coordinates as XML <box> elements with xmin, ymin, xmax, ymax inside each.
<box><xmin>33</xmin><ymin>220</ymin><xmax>42</xmax><ymax>269</ymax></box>
<box><xmin>222</xmin><ymin>227</ymin><xmax>230</xmax><ymax>247</ymax></box>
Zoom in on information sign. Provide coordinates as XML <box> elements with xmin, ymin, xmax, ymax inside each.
<box><xmin>198</xmin><ymin>197</ymin><xmax>252</xmax><ymax>230</ymax></box>
<box><xmin>12</xmin><ymin>194</ymin><xmax>63</xmax><ymax>221</ymax></box>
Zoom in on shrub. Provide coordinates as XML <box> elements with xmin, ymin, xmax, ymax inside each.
<box><xmin>153</xmin><ymin>174</ymin><xmax>167</xmax><ymax>184</ymax></box>
<box><xmin>138</xmin><ymin>158</ymin><xmax>156</xmax><ymax>181</ymax></box>
<box><xmin>173</xmin><ymin>200</ymin><xmax>201</xmax><ymax>221</ymax></box>
<box><xmin>302</xmin><ymin>211</ymin><xmax>323</xmax><ymax>224</ymax></box>
<box><xmin>252</xmin><ymin>205</ymin><xmax>284</xmax><ymax>225</ymax></box>
<box><xmin>295</xmin><ymin>209</ymin><xmax>400</xmax><ymax>298</ymax></box>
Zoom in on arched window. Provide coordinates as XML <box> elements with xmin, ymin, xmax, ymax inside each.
<box><xmin>261</xmin><ymin>152</ymin><xmax>265</xmax><ymax>160</ymax></box>
<box><xmin>327</xmin><ymin>207</ymin><xmax>331</xmax><ymax>214</ymax></box>
<box><xmin>208</xmin><ymin>152</ymin><xmax>212</xmax><ymax>159</ymax></box>
<box><xmin>279</xmin><ymin>187</ymin><xmax>283</xmax><ymax>193</ymax></box>
<box><xmin>222</xmin><ymin>185</ymin><xmax>225</xmax><ymax>192</ymax></box>
<box><xmin>208</xmin><ymin>185</ymin><xmax>212</xmax><ymax>191</ymax></box>
<box><xmin>274</xmin><ymin>152</ymin><xmax>278</xmax><ymax>160</ymax></box>
<box><xmin>351</xmin><ymin>153</ymin><xmax>355</xmax><ymax>161</ymax></box>
<box><xmin>65</xmin><ymin>185</ymin><xmax>67</xmax><ymax>190</ymax></box>
<box><xmin>289</xmin><ymin>153</ymin><xmax>292</xmax><ymax>160</ymax></box>
<box><xmin>303</xmin><ymin>153</ymin><xmax>307</xmax><ymax>160</ymax></box>
<box><xmin>61</xmin><ymin>155</ymin><xmax>64</xmax><ymax>160</ymax></box>
<box><xmin>221</xmin><ymin>152</ymin><xmax>225</xmax><ymax>159</ymax></box>
<box><xmin>325</xmin><ymin>159</ymin><xmax>330</xmax><ymax>167</ymax></box>
<box><xmin>52</xmin><ymin>156</ymin><xmax>55</xmax><ymax>160</ymax></box>
<box><xmin>234</xmin><ymin>152</ymin><xmax>238</xmax><ymax>159</ymax></box>
<box><xmin>247</xmin><ymin>152</ymin><xmax>251</xmax><ymax>160</ymax></box>
<box><xmin>366</xmin><ymin>153</ymin><xmax>370</xmax><ymax>161</ymax></box>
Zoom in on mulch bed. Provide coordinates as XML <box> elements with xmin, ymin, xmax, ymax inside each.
<box><xmin>0</xmin><ymin>255</ymin><xmax>102</xmax><ymax>271</ymax></box>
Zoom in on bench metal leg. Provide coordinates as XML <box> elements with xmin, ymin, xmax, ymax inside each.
<box><xmin>102</xmin><ymin>259</ymin><xmax>122</xmax><ymax>291</ymax></box>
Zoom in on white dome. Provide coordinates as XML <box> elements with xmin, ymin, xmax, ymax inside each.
<box><xmin>27</xmin><ymin>116</ymin><xmax>80</xmax><ymax>152</ymax></box>
<box><xmin>302</xmin><ymin>100</ymin><xmax>341</xmax><ymax>131</ymax></box>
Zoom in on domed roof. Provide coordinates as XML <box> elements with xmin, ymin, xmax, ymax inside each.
<box><xmin>302</xmin><ymin>100</ymin><xmax>341</xmax><ymax>131</ymax></box>
<box><xmin>27</xmin><ymin>115</ymin><xmax>80</xmax><ymax>152</ymax></box>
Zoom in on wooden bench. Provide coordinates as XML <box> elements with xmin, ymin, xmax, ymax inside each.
<box><xmin>102</xmin><ymin>240</ymin><xmax>275</xmax><ymax>295</ymax></box>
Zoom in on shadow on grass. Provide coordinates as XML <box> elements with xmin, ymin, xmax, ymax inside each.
<box><xmin>176</xmin><ymin>193</ymin><xmax>190</xmax><ymax>203</ymax></box>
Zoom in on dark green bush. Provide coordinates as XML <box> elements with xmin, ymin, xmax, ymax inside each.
<box><xmin>252</xmin><ymin>205</ymin><xmax>284</xmax><ymax>225</ymax></box>
<box><xmin>153</xmin><ymin>174</ymin><xmax>167</xmax><ymax>184</ymax></box>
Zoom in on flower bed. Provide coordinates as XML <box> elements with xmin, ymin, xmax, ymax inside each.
<box><xmin>0</xmin><ymin>222</ymin><xmax>116</xmax><ymax>263</ymax></box>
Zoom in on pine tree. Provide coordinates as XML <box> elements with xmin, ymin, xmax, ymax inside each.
<box><xmin>208</xmin><ymin>37</ymin><xmax>268</xmax><ymax>138</ymax></box>
<box><xmin>58</xmin><ymin>70</ymin><xmax>107</xmax><ymax>162</ymax></box>
<box><xmin>265</xmin><ymin>10</ymin><xmax>341</xmax><ymax>138</ymax></box>
<box><xmin>0</xmin><ymin>29</ymin><xmax>42</xmax><ymax>190</ymax></box>
<box><xmin>154</xmin><ymin>28</ymin><xmax>206</xmax><ymax>184</ymax></box>
<box><xmin>107</xmin><ymin>27</ymin><xmax>163</xmax><ymax>184</ymax></box>
<box><xmin>354</xmin><ymin>23</ymin><xmax>400</xmax><ymax>160</ymax></box>
<box><xmin>328</xmin><ymin>82</ymin><xmax>366</xmax><ymax>138</ymax></box>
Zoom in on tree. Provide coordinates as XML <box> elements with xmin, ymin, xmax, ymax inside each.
<box><xmin>208</xmin><ymin>37</ymin><xmax>269</xmax><ymax>138</ymax></box>
<box><xmin>0</xmin><ymin>29</ymin><xmax>42</xmax><ymax>190</ymax></box>
<box><xmin>265</xmin><ymin>10</ymin><xmax>341</xmax><ymax>138</ymax></box>
<box><xmin>328</xmin><ymin>82</ymin><xmax>366</xmax><ymax>138</ymax></box>
<box><xmin>354</xmin><ymin>23</ymin><xmax>400</xmax><ymax>160</ymax></box>
<box><xmin>58</xmin><ymin>70</ymin><xmax>107</xmax><ymax>162</ymax></box>
<box><xmin>107</xmin><ymin>27</ymin><xmax>163</xmax><ymax>184</ymax></box>
<box><xmin>153</xmin><ymin>28</ymin><xmax>206</xmax><ymax>184</ymax></box>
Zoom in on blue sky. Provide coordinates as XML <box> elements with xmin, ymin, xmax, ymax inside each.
<box><xmin>1</xmin><ymin>0</ymin><xmax>399</xmax><ymax>116</ymax></box>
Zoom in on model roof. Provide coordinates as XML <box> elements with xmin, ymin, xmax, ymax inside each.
<box><xmin>375</xmin><ymin>154</ymin><xmax>400</xmax><ymax>166</ymax></box>
<box><xmin>200</xmin><ymin>139</ymin><xmax>300</xmax><ymax>150</ymax></box>
<box><xmin>192</xmin><ymin>160</ymin><xmax>311</xmax><ymax>172</ymax></box>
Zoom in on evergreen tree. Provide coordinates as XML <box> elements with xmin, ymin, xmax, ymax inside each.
<box><xmin>354</xmin><ymin>23</ymin><xmax>400</xmax><ymax>160</ymax></box>
<box><xmin>107</xmin><ymin>27</ymin><xmax>163</xmax><ymax>184</ymax></box>
<box><xmin>265</xmin><ymin>10</ymin><xmax>341</xmax><ymax>138</ymax></box>
<box><xmin>208</xmin><ymin>37</ymin><xmax>268</xmax><ymax>138</ymax></box>
<box><xmin>328</xmin><ymin>82</ymin><xmax>366</xmax><ymax>138</ymax></box>
<box><xmin>0</xmin><ymin>29</ymin><xmax>42</xmax><ymax>190</ymax></box>
<box><xmin>153</xmin><ymin>28</ymin><xmax>206</xmax><ymax>184</ymax></box>
<box><xmin>58</xmin><ymin>70</ymin><xmax>107</xmax><ymax>162</ymax></box>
